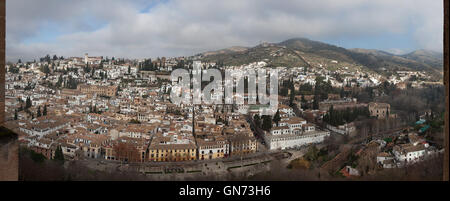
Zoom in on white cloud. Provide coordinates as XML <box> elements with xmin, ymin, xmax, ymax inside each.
<box><xmin>6</xmin><ymin>0</ymin><xmax>444</xmax><ymax>62</ymax></box>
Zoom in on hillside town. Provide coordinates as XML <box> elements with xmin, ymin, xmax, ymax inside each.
<box><xmin>3</xmin><ymin>53</ymin><xmax>445</xmax><ymax>179</ymax></box>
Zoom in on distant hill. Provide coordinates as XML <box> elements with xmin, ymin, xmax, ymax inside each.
<box><xmin>401</xmin><ymin>49</ymin><xmax>443</xmax><ymax>71</ymax></box>
<box><xmin>202</xmin><ymin>46</ymin><xmax>249</xmax><ymax>56</ymax></box>
<box><xmin>199</xmin><ymin>42</ymin><xmax>310</xmax><ymax>67</ymax></box>
<box><xmin>197</xmin><ymin>38</ymin><xmax>443</xmax><ymax>78</ymax></box>
<box><xmin>278</xmin><ymin>37</ymin><xmax>355</xmax><ymax>63</ymax></box>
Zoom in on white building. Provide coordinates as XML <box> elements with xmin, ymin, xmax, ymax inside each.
<box><xmin>19</xmin><ymin>118</ymin><xmax>69</xmax><ymax>138</ymax></box>
<box><xmin>265</xmin><ymin>130</ymin><xmax>330</xmax><ymax>150</ymax></box>
<box><xmin>264</xmin><ymin>115</ymin><xmax>329</xmax><ymax>150</ymax></box>
<box><xmin>376</xmin><ymin>152</ymin><xmax>396</xmax><ymax>168</ymax></box>
<box><xmin>393</xmin><ymin>144</ymin><xmax>427</xmax><ymax>165</ymax></box>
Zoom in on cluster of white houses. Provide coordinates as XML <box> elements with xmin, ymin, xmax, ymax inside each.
<box><xmin>263</xmin><ymin>106</ymin><xmax>330</xmax><ymax>150</ymax></box>
<box><xmin>18</xmin><ymin>117</ymin><xmax>69</xmax><ymax>137</ymax></box>
<box><xmin>376</xmin><ymin>133</ymin><xmax>442</xmax><ymax>168</ymax></box>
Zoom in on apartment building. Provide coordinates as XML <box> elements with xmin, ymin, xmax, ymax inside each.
<box><xmin>77</xmin><ymin>84</ymin><xmax>118</xmax><ymax>97</ymax></box>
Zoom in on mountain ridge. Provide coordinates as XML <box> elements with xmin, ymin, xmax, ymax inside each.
<box><xmin>198</xmin><ymin>38</ymin><xmax>443</xmax><ymax>78</ymax></box>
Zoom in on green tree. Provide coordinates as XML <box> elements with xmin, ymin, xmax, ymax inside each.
<box><xmin>66</xmin><ymin>76</ymin><xmax>78</xmax><ymax>89</ymax></box>
<box><xmin>314</xmin><ymin>76</ymin><xmax>332</xmax><ymax>101</ymax></box>
<box><xmin>40</xmin><ymin>64</ymin><xmax>50</xmax><ymax>74</ymax></box>
<box><xmin>289</xmin><ymin>84</ymin><xmax>296</xmax><ymax>107</ymax></box>
<box><xmin>254</xmin><ymin>114</ymin><xmax>261</xmax><ymax>128</ymax></box>
<box><xmin>25</xmin><ymin>97</ymin><xmax>32</xmax><ymax>109</ymax></box>
<box><xmin>129</xmin><ymin>119</ymin><xmax>141</xmax><ymax>124</ymax></box>
<box><xmin>43</xmin><ymin>105</ymin><xmax>47</xmax><ymax>116</ymax></box>
<box><xmin>312</xmin><ymin>95</ymin><xmax>319</xmax><ymax>110</ymax></box>
<box><xmin>9</xmin><ymin>66</ymin><xmax>20</xmax><ymax>73</ymax></box>
<box><xmin>84</xmin><ymin>63</ymin><xmax>90</xmax><ymax>73</ymax></box>
<box><xmin>37</xmin><ymin>106</ymin><xmax>41</xmax><ymax>117</ymax></box>
<box><xmin>304</xmin><ymin>145</ymin><xmax>319</xmax><ymax>161</ymax></box>
<box><xmin>262</xmin><ymin>115</ymin><xmax>273</xmax><ymax>131</ymax></box>
<box><xmin>91</xmin><ymin>67</ymin><xmax>95</xmax><ymax>77</ymax></box>
<box><xmin>56</xmin><ymin>75</ymin><xmax>63</xmax><ymax>88</ymax></box>
<box><xmin>299</xmin><ymin>83</ymin><xmax>313</xmax><ymax>94</ymax></box>
<box><xmin>301</xmin><ymin>95</ymin><xmax>308</xmax><ymax>110</ymax></box>
<box><xmin>273</xmin><ymin>110</ymin><xmax>281</xmax><ymax>126</ymax></box>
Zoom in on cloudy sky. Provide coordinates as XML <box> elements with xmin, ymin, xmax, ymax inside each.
<box><xmin>6</xmin><ymin>0</ymin><xmax>443</xmax><ymax>62</ymax></box>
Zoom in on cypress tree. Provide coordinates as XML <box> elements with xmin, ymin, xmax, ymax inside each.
<box><xmin>37</xmin><ymin>106</ymin><xmax>41</xmax><ymax>117</ymax></box>
<box><xmin>43</xmin><ymin>105</ymin><xmax>47</xmax><ymax>116</ymax></box>
<box><xmin>301</xmin><ymin>95</ymin><xmax>307</xmax><ymax>110</ymax></box>
<box><xmin>273</xmin><ymin>110</ymin><xmax>281</xmax><ymax>126</ymax></box>
<box><xmin>289</xmin><ymin>84</ymin><xmax>296</xmax><ymax>107</ymax></box>
<box><xmin>328</xmin><ymin>105</ymin><xmax>335</xmax><ymax>126</ymax></box>
<box><xmin>254</xmin><ymin>114</ymin><xmax>261</xmax><ymax>128</ymax></box>
<box><xmin>262</xmin><ymin>115</ymin><xmax>273</xmax><ymax>131</ymax></box>
<box><xmin>25</xmin><ymin>97</ymin><xmax>32</xmax><ymax>109</ymax></box>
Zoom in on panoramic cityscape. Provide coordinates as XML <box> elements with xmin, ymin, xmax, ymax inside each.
<box><xmin>0</xmin><ymin>0</ymin><xmax>447</xmax><ymax>182</ymax></box>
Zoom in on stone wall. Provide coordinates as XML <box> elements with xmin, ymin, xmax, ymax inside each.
<box><xmin>0</xmin><ymin>0</ymin><xmax>5</xmax><ymax>125</ymax></box>
<box><xmin>0</xmin><ymin>129</ymin><xmax>19</xmax><ymax>181</ymax></box>
<box><xmin>444</xmin><ymin>0</ymin><xmax>449</xmax><ymax>181</ymax></box>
